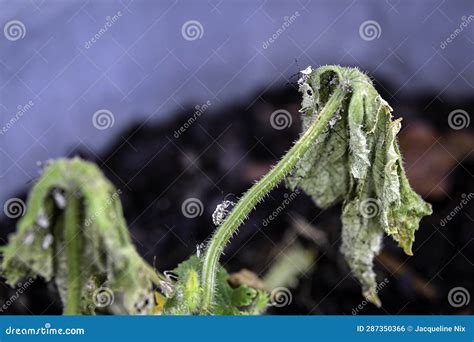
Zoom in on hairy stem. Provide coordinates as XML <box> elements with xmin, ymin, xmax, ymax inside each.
<box><xmin>64</xmin><ymin>193</ymin><xmax>82</xmax><ymax>315</ymax></box>
<box><xmin>201</xmin><ymin>87</ymin><xmax>346</xmax><ymax>312</ymax></box>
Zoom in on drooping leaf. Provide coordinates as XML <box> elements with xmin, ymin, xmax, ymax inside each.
<box><xmin>287</xmin><ymin>66</ymin><xmax>432</xmax><ymax>306</ymax></box>
<box><xmin>1</xmin><ymin>158</ymin><xmax>156</xmax><ymax>314</ymax></box>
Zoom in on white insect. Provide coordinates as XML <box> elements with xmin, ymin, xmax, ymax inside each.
<box><xmin>159</xmin><ymin>270</ymin><xmax>178</xmax><ymax>298</ymax></box>
<box><xmin>300</xmin><ymin>66</ymin><xmax>313</xmax><ymax>75</ymax></box>
<box><xmin>52</xmin><ymin>189</ymin><xmax>67</xmax><ymax>209</ymax></box>
<box><xmin>196</xmin><ymin>243</ymin><xmax>205</xmax><ymax>258</ymax></box>
<box><xmin>212</xmin><ymin>200</ymin><xmax>235</xmax><ymax>226</ymax></box>
<box><xmin>37</xmin><ymin>211</ymin><xmax>50</xmax><ymax>229</ymax></box>
<box><xmin>298</xmin><ymin>66</ymin><xmax>313</xmax><ymax>85</ymax></box>
<box><xmin>23</xmin><ymin>232</ymin><xmax>35</xmax><ymax>245</ymax></box>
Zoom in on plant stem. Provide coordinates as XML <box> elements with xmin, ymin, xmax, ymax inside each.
<box><xmin>64</xmin><ymin>193</ymin><xmax>82</xmax><ymax>315</ymax></box>
<box><xmin>201</xmin><ymin>87</ymin><xmax>346</xmax><ymax>312</ymax></box>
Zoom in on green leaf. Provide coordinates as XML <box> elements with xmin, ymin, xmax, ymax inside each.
<box><xmin>287</xmin><ymin>66</ymin><xmax>432</xmax><ymax>306</ymax></box>
<box><xmin>231</xmin><ymin>285</ymin><xmax>257</xmax><ymax>307</ymax></box>
<box><xmin>165</xmin><ymin>255</ymin><xmax>268</xmax><ymax>315</ymax></box>
<box><xmin>1</xmin><ymin>158</ymin><xmax>156</xmax><ymax>314</ymax></box>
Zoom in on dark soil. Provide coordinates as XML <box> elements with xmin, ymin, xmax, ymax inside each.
<box><xmin>1</xmin><ymin>79</ymin><xmax>473</xmax><ymax>315</ymax></box>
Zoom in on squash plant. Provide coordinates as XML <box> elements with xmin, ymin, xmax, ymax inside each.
<box><xmin>1</xmin><ymin>65</ymin><xmax>432</xmax><ymax>315</ymax></box>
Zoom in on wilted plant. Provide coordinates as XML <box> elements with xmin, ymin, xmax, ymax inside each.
<box><xmin>1</xmin><ymin>159</ymin><xmax>163</xmax><ymax>314</ymax></box>
<box><xmin>1</xmin><ymin>65</ymin><xmax>431</xmax><ymax>315</ymax></box>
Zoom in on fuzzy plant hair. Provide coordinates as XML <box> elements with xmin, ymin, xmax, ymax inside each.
<box><xmin>0</xmin><ymin>65</ymin><xmax>432</xmax><ymax>315</ymax></box>
<box><xmin>200</xmin><ymin>65</ymin><xmax>432</xmax><ymax>311</ymax></box>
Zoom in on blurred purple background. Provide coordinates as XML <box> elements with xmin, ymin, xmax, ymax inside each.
<box><xmin>1</xmin><ymin>0</ymin><xmax>473</xmax><ymax>205</ymax></box>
